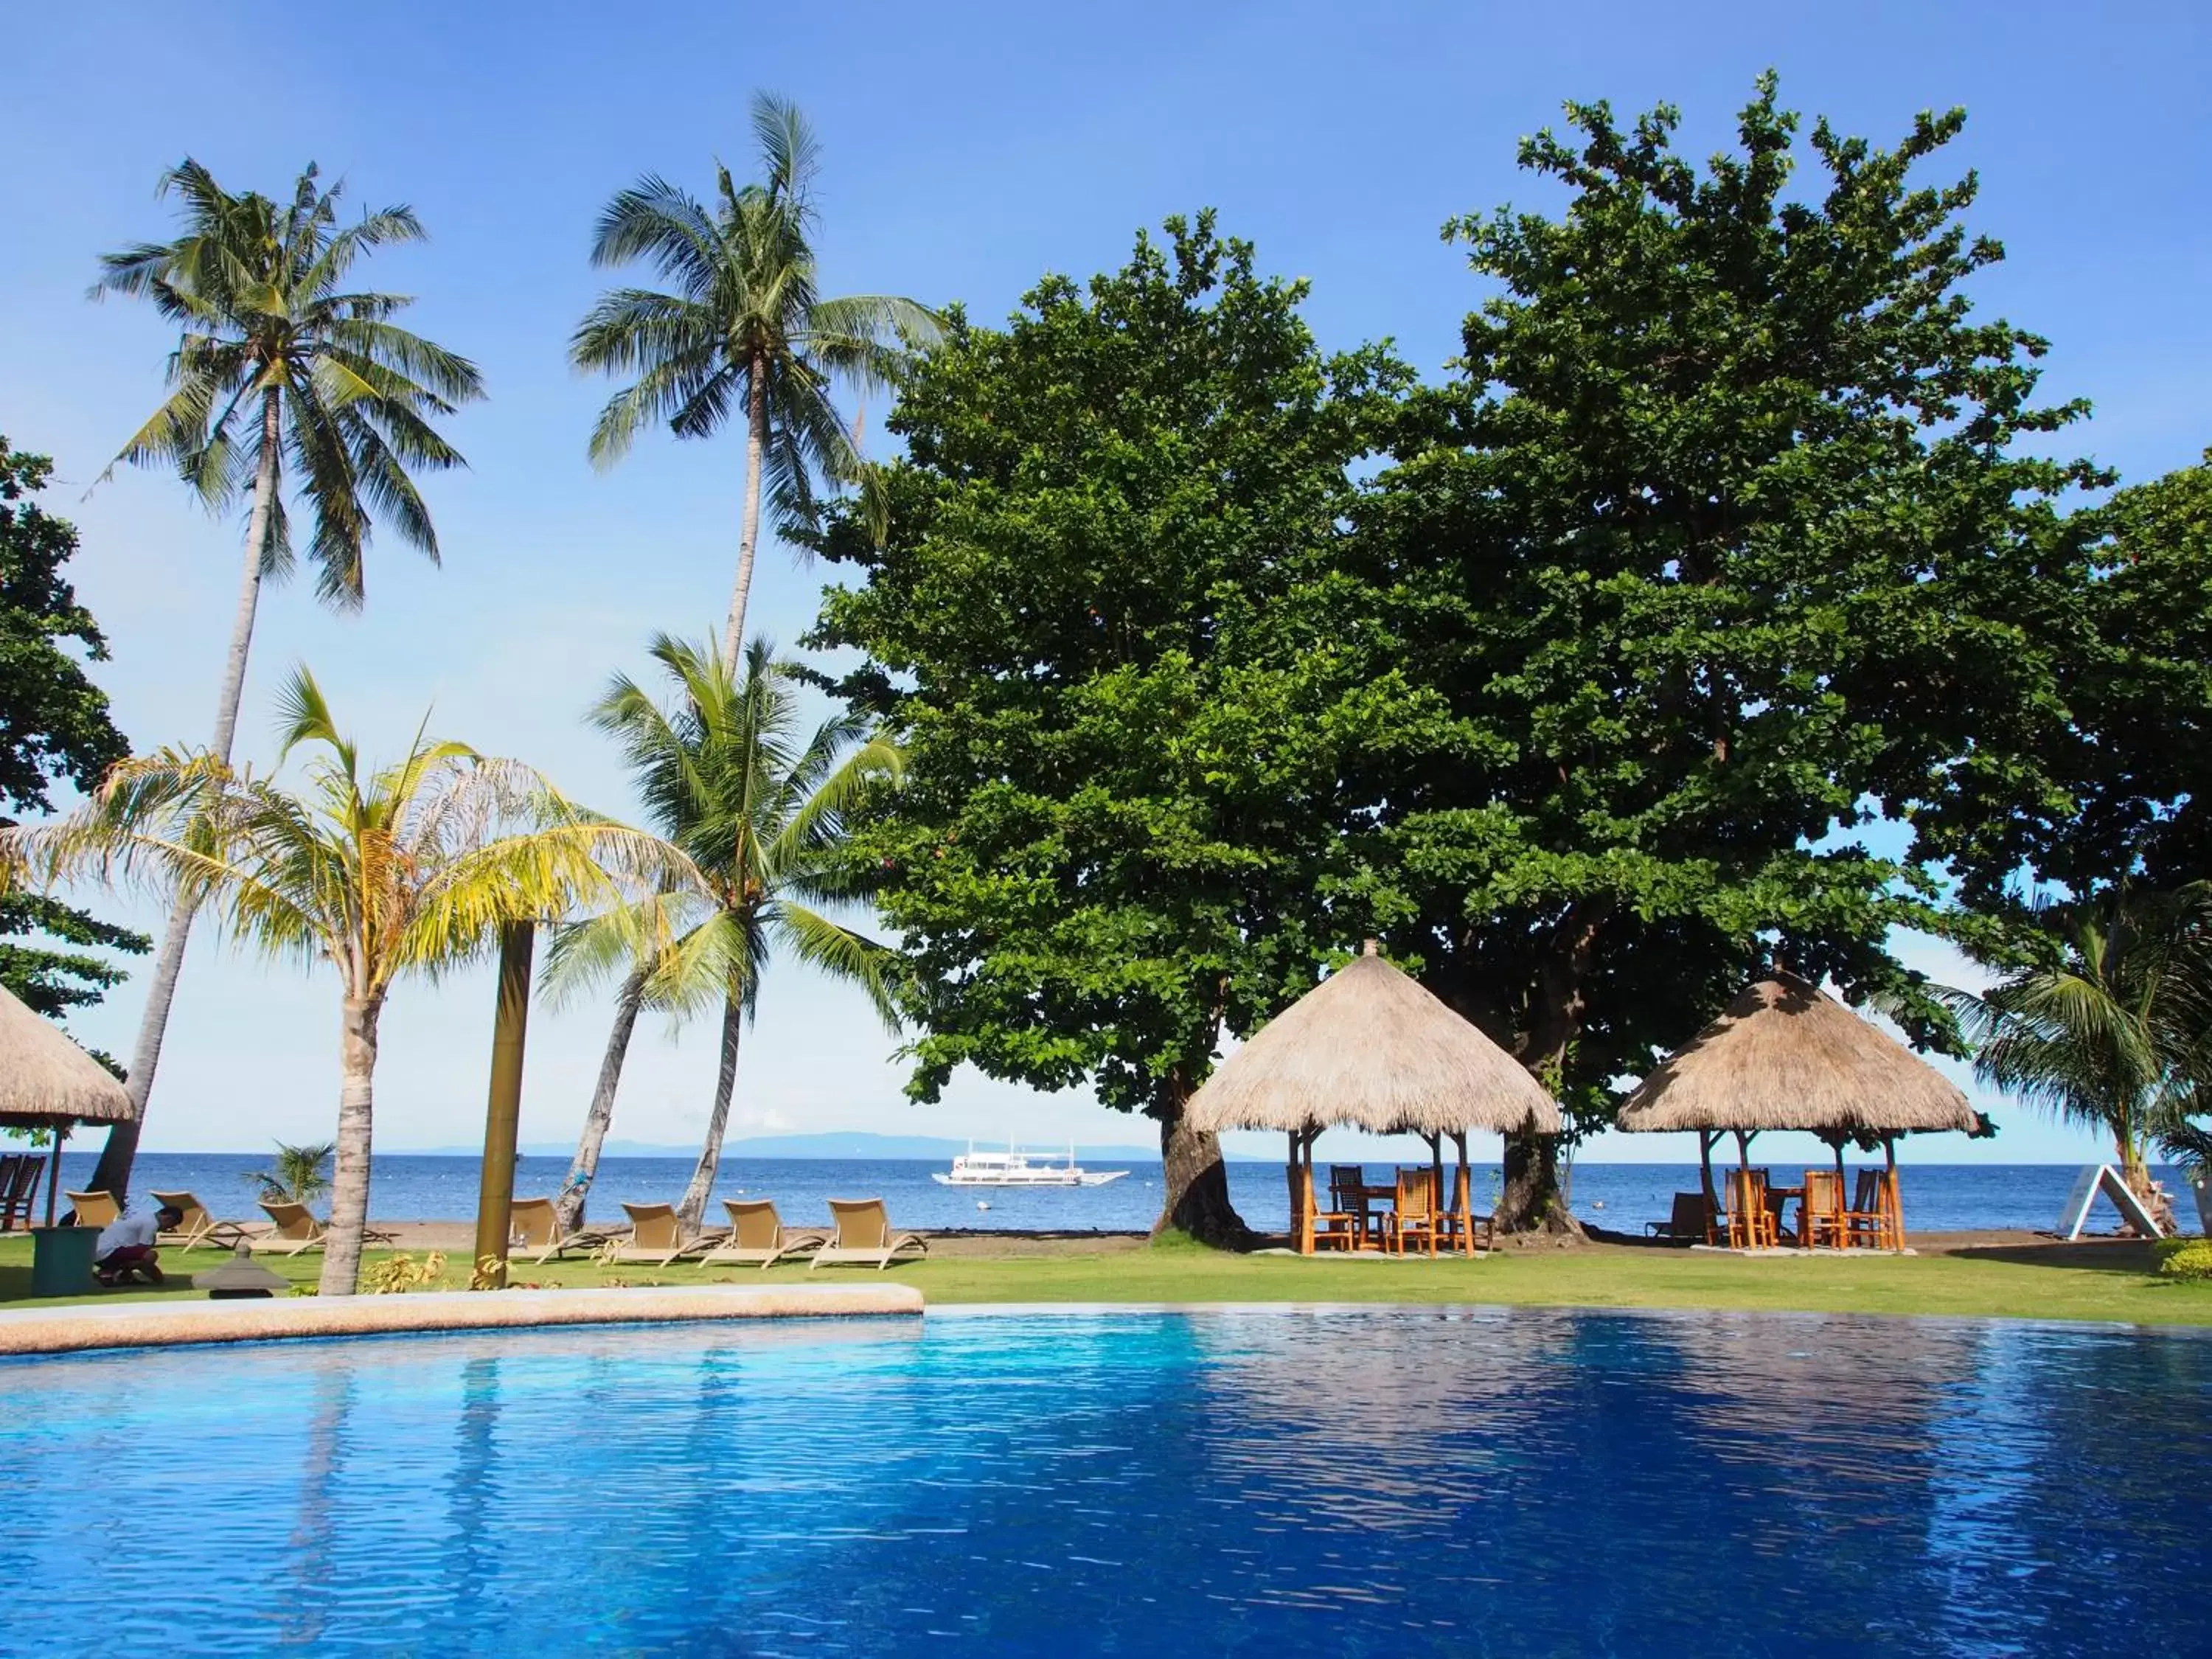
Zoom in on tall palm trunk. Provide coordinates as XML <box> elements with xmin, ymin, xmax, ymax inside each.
<box><xmin>557</xmin><ymin>968</ymin><xmax>647</xmax><ymax>1231</ymax></box>
<box><xmin>724</xmin><ymin>352</ymin><xmax>769</xmax><ymax>672</ymax></box>
<box><xmin>92</xmin><ymin>389</ymin><xmax>283</xmax><ymax>1199</ymax></box>
<box><xmin>676</xmin><ymin>989</ymin><xmax>745</xmax><ymax>1230</ymax></box>
<box><xmin>320</xmin><ymin>992</ymin><xmax>383</xmax><ymax>1295</ymax></box>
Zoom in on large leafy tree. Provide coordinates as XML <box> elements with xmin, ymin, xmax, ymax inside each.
<box><xmin>0</xmin><ymin>440</ymin><xmax>146</xmax><ymax>1040</ymax></box>
<box><xmin>1352</xmin><ymin>77</ymin><xmax>2097</xmax><ymax>1226</ymax></box>
<box><xmin>571</xmin><ymin>94</ymin><xmax>941</xmax><ymax>668</ymax></box>
<box><xmin>555</xmin><ymin>635</ymin><xmax>902</xmax><ymax>1230</ymax></box>
<box><xmin>10</xmin><ymin>670</ymin><xmax>678</xmax><ymax>1294</ymax></box>
<box><xmin>91</xmin><ymin>160</ymin><xmax>484</xmax><ymax>1193</ymax></box>
<box><xmin>809</xmin><ymin>216</ymin><xmax>1429</xmax><ymax>1243</ymax></box>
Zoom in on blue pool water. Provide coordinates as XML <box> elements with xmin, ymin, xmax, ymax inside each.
<box><xmin>4</xmin><ymin>1308</ymin><xmax>2208</xmax><ymax>1655</ymax></box>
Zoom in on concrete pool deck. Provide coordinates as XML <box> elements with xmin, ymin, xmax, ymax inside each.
<box><xmin>0</xmin><ymin>1281</ymin><xmax>924</xmax><ymax>1357</ymax></box>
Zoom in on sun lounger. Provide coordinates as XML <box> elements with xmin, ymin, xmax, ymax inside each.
<box><xmin>507</xmin><ymin>1195</ymin><xmax>613</xmax><ymax>1265</ymax></box>
<box><xmin>605</xmin><ymin>1202</ymin><xmax>722</xmax><ymax>1268</ymax></box>
<box><xmin>150</xmin><ymin>1189</ymin><xmax>255</xmax><ymax>1251</ymax></box>
<box><xmin>698</xmin><ymin>1199</ymin><xmax>827</xmax><ymax>1269</ymax></box>
<box><xmin>0</xmin><ymin>1154</ymin><xmax>44</xmax><ymax>1231</ymax></box>
<box><xmin>253</xmin><ymin>1200</ymin><xmax>327</xmax><ymax>1256</ymax></box>
<box><xmin>64</xmin><ymin>1189</ymin><xmax>120</xmax><ymax>1230</ymax></box>
<box><xmin>809</xmin><ymin>1198</ymin><xmax>927</xmax><ymax>1271</ymax></box>
<box><xmin>1644</xmin><ymin>1191</ymin><xmax>1711</xmax><ymax>1243</ymax></box>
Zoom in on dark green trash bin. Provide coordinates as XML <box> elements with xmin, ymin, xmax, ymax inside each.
<box><xmin>30</xmin><ymin>1225</ymin><xmax>100</xmax><ymax>1297</ymax></box>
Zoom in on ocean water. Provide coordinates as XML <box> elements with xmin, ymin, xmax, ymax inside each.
<box><xmin>44</xmin><ymin>1150</ymin><xmax>2199</xmax><ymax>1236</ymax></box>
<box><xmin>3</xmin><ymin>1307</ymin><xmax>2207</xmax><ymax>1654</ymax></box>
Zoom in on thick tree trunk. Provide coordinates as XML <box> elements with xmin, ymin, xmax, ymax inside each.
<box><xmin>556</xmin><ymin>969</ymin><xmax>647</xmax><ymax>1232</ymax></box>
<box><xmin>319</xmin><ymin>994</ymin><xmax>383</xmax><ymax>1297</ymax></box>
<box><xmin>726</xmin><ymin>354</ymin><xmax>768</xmax><ymax>672</ymax></box>
<box><xmin>92</xmin><ymin>393</ymin><xmax>283</xmax><ymax>1200</ymax></box>
<box><xmin>1152</xmin><ymin>1081</ymin><xmax>1246</xmax><ymax>1246</ymax></box>
<box><xmin>1495</xmin><ymin>901</ymin><xmax>1606</xmax><ymax>1237</ymax></box>
<box><xmin>676</xmin><ymin>991</ymin><xmax>744</xmax><ymax>1231</ymax></box>
<box><xmin>1499</xmin><ymin>1132</ymin><xmax>1579</xmax><ymax>1235</ymax></box>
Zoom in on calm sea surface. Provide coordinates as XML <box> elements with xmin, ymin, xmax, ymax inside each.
<box><xmin>49</xmin><ymin>1150</ymin><xmax>2197</xmax><ymax>1236</ymax></box>
<box><xmin>4</xmin><ymin>1307</ymin><xmax>2207</xmax><ymax>1654</ymax></box>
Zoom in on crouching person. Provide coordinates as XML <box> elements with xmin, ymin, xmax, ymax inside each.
<box><xmin>95</xmin><ymin>1203</ymin><xmax>183</xmax><ymax>1287</ymax></box>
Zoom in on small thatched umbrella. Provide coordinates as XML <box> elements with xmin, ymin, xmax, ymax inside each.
<box><xmin>0</xmin><ymin>981</ymin><xmax>134</xmax><ymax>1226</ymax></box>
<box><xmin>1615</xmin><ymin>972</ymin><xmax>1976</xmax><ymax>1241</ymax></box>
<box><xmin>1186</xmin><ymin>942</ymin><xmax>1560</xmax><ymax>1250</ymax></box>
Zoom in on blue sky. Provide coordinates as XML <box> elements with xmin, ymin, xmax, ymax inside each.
<box><xmin>4</xmin><ymin>1</ymin><xmax>2206</xmax><ymax>1167</ymax></box>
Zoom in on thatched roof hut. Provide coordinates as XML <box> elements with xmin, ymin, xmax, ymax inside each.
<box><xmin>1614</xmin><ymin>973</ymin><xmax>1974</xmax><ymax>1138</ymax></box>
<box><xmin>1185</xmin><ymin>944</ymin><xmax>1561</xmax><ymax>1138</ymax></box>
<box><xmin>0</xmin><ymin>981</ymin><xmax>133</xmax><ymax>1129</ymax></box>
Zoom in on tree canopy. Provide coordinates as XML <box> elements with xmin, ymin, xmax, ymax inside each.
<box><xmin>810</xmin><ymin>215</ymin><xmax>1428</xmax><ymax>1239</ymax></box>
<box><xmin>1349</xmin><ymin>77</ymin><xmax>2101</xmax><ymax>1222</ymax></box>
<box><xmin>0</xmin><ymin>440</ymin><xmax>145</xmax><ymax>1035</ymax></box>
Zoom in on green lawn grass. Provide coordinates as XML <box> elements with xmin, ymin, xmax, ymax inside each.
<box><xmin>4</xmin><ymin>1233</ymin><xmax>2207</xmax><ymax>1326</ymax></box>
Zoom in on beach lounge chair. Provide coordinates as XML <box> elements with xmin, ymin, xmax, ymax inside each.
<box><xmin>150</xmin><ymin>1190</ymin><xmax>255</xmax><ymax>1251</ymax></box>
<box><xmin>253</xmin><ymin>1200</ymin><xmax>327</xmax><ymax>1256</ymax></box>
<box><xmin>698</xmin><ymin>1199</ymin><xmax>827</xmax><ymax>1270</ymax></box>
<box><xmin>809</xmin><ymin>1199</ymin><xmax>928</xmax><ymax>1271</ymax></box>
<box><xmin>64</xmin><ymin>1189</ymin><xmax>119</xmax><ymax>1230</ymax></box>
<box><xmin>0</xmin><ymin>1154</ymin><xmax>44</xmax><ymax>1231</ymax></box>
<box><xmin>507</xmin><ymin>1196</ymin><xmax>613</xmax><ymax>1265</ymax></box>
<box><xmin>1644</xmin><ymin>1191</ymin><xmax>1711</xmax><ymax>1243</ymax></box>
<box><xmin>605</xmin><ymin>1202</ymin><xmax>721</xmax><ymax>1268</ymax></box>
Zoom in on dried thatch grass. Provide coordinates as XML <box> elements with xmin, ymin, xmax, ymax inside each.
<box><xmin>0</xmin><ymin>981</ymin><xmax>133</xmax><ymax>1127</ymax></box>
<box><xmin>1184</xmin><ymin>947</ymin><xmax>1562</xmax><ymax>1137</ymax></box>
<box><xmin>1614</xmin><ymin>973</ymin><xmax>1974</xmax><ymax>1136</ymax></box>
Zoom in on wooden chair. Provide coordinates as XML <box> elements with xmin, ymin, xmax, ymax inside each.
<box><xmin>1799</xmin><ymin>1169</ymin><xmax>1846</xmax><ymax>1250</ymax></box>
<box><xmin>1326</xmin><ymin>1165</ymin><xmax>1372</xmax><ymax>1247</ymax></box>
<box><xmin>1439</xmin><ymin>1164</ymin><xmax>1494</xmax><ymax>1256</ymax></box>
<box><xmin>1290</xmin><ymin>1166</ymin><xmax>1362</xmax><ymax>1253</ymax></box>
<box><xmin>1725</xmin><ymin>1169</ymin><xmax>1778</xmax><ymax>1249</ymax></box>
<box><xmin>1384</xmin><ymin>1168</ymin><xmax>1440</xmax><ymax>1257</ymax></box>
<box><xmin>1844</xmin><ymin>1170</ymin><xmax>1901</xmax><ymax>1251</ymax></box>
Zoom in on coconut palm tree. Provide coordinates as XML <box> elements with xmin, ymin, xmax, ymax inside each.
<box><xmin>8</xmin><ymin>669</ymin><xmax>684</xmax><ymax>1294</ymax></box>
<box><xmin>571</xmin><ymin>94</ymin><xmax>939</xmax><ymax>670</ymax></box>
<box><xmin>90</xmin><ymin>160</ymin><xmax>484</xmax><ymax>1196</ymax></box>
<box><xmin>564</xmin><ymin>633</ymin><xmax>902</xmax><ymax>1229</ymax></box>
<box><xmin>1944</xmin><ymin>884</ymin><xmax>2212</xmax><ymax>1189</ymax></box>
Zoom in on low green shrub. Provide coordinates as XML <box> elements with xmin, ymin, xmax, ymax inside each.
<box><xmin>2154</xmin><ymin>1238</ymin><xmax>2212</xmax><ymax>1281</ymax></box>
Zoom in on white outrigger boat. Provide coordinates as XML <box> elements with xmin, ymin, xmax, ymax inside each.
<box><xmin>932</xmin><ymin>1144</ymin><xmax>1130</xmax><ymax>1188</ymax></box>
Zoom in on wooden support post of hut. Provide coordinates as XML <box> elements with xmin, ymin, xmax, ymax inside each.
<box><xmin>1186</xmin><ymin>942</ymin><xmax>1560</xmax><ymax>1254</ymax></box>
<box><xmin>1615</xmin><ymin>973</ymin><xmax>1978</xmax><ymax>1250</ymax></box>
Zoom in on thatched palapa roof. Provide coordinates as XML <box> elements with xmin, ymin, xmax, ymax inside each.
<box><xmin>1614</xmin><ymin>973</ymin><xmax>1974</xmax><ymax>1137</ymax></box>
<box><xmin>1184</xmin><ymin>944</ymin><xmax>1562</xmax><ymax>1138</ymax></box>
<box><xmin>0</xmin><ymin>981</ymin><xmax>133</xmax><ymax>1127</ymax></box>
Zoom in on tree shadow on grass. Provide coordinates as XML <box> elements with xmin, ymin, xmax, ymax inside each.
<box><xmin>1941</xmin><ymin>1239</ymin><xmax>2167</xmax><ymax>1278</ymax></box>
<box><xmin>0</xmin><ymin>1257</ymin><xmax>211</xmax><ymax>1308</ymax></box>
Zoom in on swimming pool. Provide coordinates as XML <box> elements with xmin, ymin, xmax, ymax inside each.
<box><xmin>4</xmin><ymin>1307</ymin><xmax>2205</xmax><ymax>1654</ymax></box>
